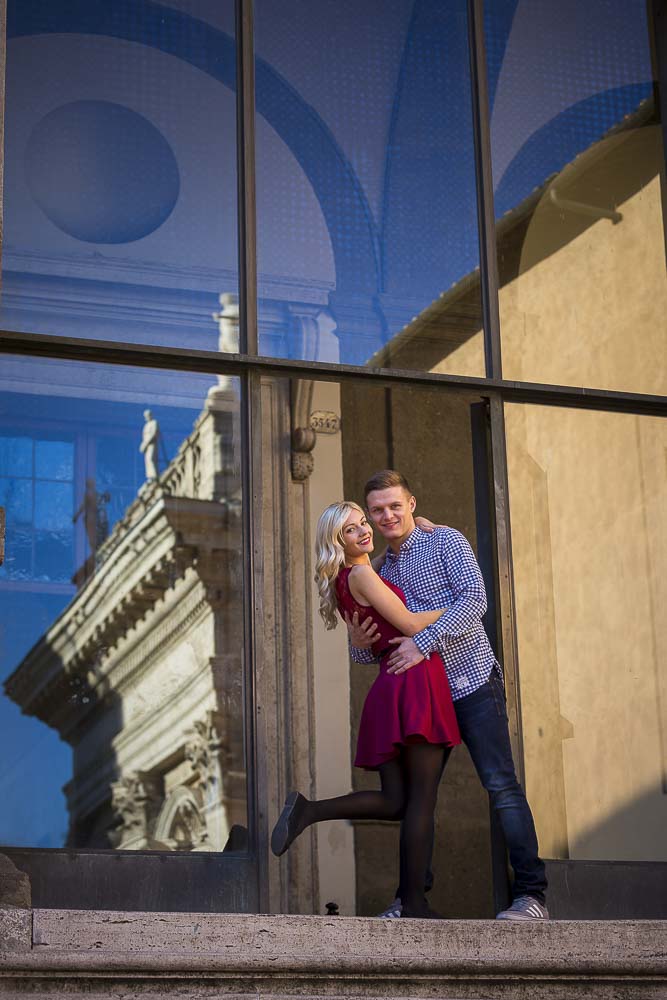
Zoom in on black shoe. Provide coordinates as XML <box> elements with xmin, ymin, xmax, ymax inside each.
<box><xmin>271</xmin><ymin>791</ymin><xmax>308</xmax><ymax>857</ymax></box>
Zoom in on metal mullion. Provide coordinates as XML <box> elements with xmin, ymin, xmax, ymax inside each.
<box><xmin>235</xmin><ymin>0</ymin><xmax>258</xmax><ymax>356</ymax></box>
<box><xmin>234</xmin><ymin>0</ymin><xmax>263</xmax><ymax>910</ymax></box>
<box><xmin>239</xmin><ymin>369</ymin><xmax>266</xmax><ymax>912</ymax></box>
<box><xmin>2</xmin><ymin>329</ymin><xmax>666</xmax><ymax>417</ymax></box>
<box><xmin>467</xmin><ymin>0</ymin><xmax>502</xmax><ymax>379</ymax></box>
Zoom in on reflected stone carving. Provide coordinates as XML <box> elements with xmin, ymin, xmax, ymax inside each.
<box><xmin>185</xmin><ymin>710</ymin><xmax>226</xmax><ymax>791</ymax></box>
<box><xmin>153</xmin><ymin>786</ymin><xmax>209</xmax><ymax>852</ymax></box>
<box><xmin>111</xmin><ymin>771</ymin><xmax>163</xmax><ymax>850</ymax></box>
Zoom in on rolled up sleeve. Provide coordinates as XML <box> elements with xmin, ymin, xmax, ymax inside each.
<box><xmin>412</xmin><ymin>531</ymin><xmax>487</xmax><ymax>658</ymax></box>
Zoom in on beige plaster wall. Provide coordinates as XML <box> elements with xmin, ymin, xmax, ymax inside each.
<box><xmin>506</xmin><ymin>404</ymin><xmax>667</xmax><ymax>861</ymax></box>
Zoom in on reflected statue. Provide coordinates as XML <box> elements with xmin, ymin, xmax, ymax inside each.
<box><xmin>73</xmin><ymin>478</ymin><xmax>110</xmax><ymax>551</ymax></box>
<box><xmin>140</xmin><ymin>409</ymin><xmax>160</xmax><ymax>480</ymax></box>
<box><xmin>208</xmin><ymin>292</ymin><xmax>239</xmax><ymax>407</ymax></box>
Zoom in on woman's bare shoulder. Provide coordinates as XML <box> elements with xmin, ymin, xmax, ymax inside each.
<box><xmin>348</xmin><ymin>564</ymin><xmax>375</xmax><ymax>579</ymax></box>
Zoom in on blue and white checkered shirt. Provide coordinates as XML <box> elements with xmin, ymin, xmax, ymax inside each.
<box><xmin>350</xmin><ymin>526</ymin><xmax>502</xmax><ymax>700</ymax></box>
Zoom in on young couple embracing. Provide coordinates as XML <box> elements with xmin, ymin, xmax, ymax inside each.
<box><xmin>271</xmin><ymin>469</ymin><xmax>548</xmax><ymax>921</ymax></box>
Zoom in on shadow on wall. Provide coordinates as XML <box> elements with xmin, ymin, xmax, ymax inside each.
<box><xmin>546</xmin><ymin>783</ymin><xmax>667</xmax><ymax>919</ymax></box>
<box><xmin>569</xmin><ymin>783</ymin><xmax>667</xmax><ymax>865</ymax></box>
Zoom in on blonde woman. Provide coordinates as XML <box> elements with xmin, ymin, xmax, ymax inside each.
<box><xmin>270</xmin><ymin>501</ymin><xmax>460</xmax><ymax>918</ymax></box>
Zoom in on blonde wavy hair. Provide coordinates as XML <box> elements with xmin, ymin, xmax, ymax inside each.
<box><xmin>314</xmin><ymin>501</ymin><xmax>366</xmax><ymax>630</ymax></box>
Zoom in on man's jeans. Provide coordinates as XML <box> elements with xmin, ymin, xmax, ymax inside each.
<box><xmin>455</xmin><ymin>671</ymin><xmax>547</xmax><ymax>903</ymax></box>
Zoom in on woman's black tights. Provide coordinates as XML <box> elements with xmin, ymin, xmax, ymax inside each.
<box><xmin>295</xmin><ymin>743</ymin><xmax>451</xmax><ymax>917</ymax></box>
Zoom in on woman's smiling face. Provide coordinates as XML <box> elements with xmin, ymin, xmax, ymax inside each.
<box><xmin>341</xmin><ymin>509</ymin><xmax>374</xmax><ymax>564</ymax></box>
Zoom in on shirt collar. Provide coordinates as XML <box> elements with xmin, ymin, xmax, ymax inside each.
<box><xmin>385</xmin><ymin>526</ymin><xmax>422</xmax><ymax>562</ymax></box>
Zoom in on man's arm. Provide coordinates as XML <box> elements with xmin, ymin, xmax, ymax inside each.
<box><xmin>411</xmin><ymin>530</ymin><xmax>487</xmax><ymax>659</ymax></box>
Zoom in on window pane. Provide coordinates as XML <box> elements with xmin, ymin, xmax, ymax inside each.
<box><xmin>506</xmin><ymin>404</ymin><xmax>667</xmax><ymax>861</ymax></box>
<box><xmin>33</xmin><ymin>481</ymin><xmax>74</xmax><ymax>581</ymax></box>
<box><xmin>485</xmin><ymin>0</ymin><xmax>666</xmax><ymax>394</ymax></box>
<box><xmin>96</xmin><ymin>435</ymin><xmax>140</xmax><ymax>489</ymax></box>
<box><xmin>2</xmin><ymin>1</ymin><xmax>237</xmax><ymax>351</ymax></box>
<box><xmin>0</xmin><ymin>477</ymin><xmax>32</xmax><ymax>525</ymax></box>
<box><xmin>35</xmin><ymin>439</ymin><xmax>74</xmax><ymax>482</ymax></box>
<box><xmin>0</xmin><ymin>355</ymin><xmax>247</xmax><ymax>855</ymax></box>
<box><xmin>254</xmin><ymin>0</ymin><xmax>484</xmax><ymax>375</ymax></box>
<box><xmin>0</xmin><ymin>529</ymin><xmax>33</xmax><ymax>581</ymax></box>
<box><xmin>0</xmin><ymin>436</ymin><xmax>32</xmax><ymax>478</ymax></box>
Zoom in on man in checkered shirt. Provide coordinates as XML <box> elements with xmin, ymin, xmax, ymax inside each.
<box><xmin>347</xmin><ymin>469</ymin><xmax>548</xmax><ymax>921</ymax></box>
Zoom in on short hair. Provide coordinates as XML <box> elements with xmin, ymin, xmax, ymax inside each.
<box><xmin>364</xmin><ymin>469</ymin><xmax>412</xmax><ymax>502</ymax></box>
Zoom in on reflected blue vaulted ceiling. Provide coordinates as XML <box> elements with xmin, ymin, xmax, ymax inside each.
<box><xmin>9</xmin><ymin>0</ymin><xmax>380</xmax><ymax>297</ymax></box>
<box><xmin>7</xmin><ymin>0</ymin><xmax>657</xmax><ymax>349</ymax></box>
<box><xmin>381</xmin><ymin>0</ymin><xmax>479</xmax><ymax>300</ymax></box>
<box><xmin>26</xmin><ymin>101</ymin><xmax>180</xmax><ymax>244</ymax></box>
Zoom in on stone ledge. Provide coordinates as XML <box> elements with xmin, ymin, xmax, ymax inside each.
<box><xmin>0</xmin><ymin>909</ymin><xmax>31</xmax><ymax>952</ymax></box>
<box><xmin>0</xmin><ymin>910</ymin><xmax>665</xmax><ymax>999</ymax></box>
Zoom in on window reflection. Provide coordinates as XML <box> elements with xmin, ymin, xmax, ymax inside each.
<box><xmin>2</xmin><ymin>0</ymin><xmax>238</xmax><ymax>351</ymax></box>
<box><xmin>255</xmin><ymin>0</ymin><xmax>484</xmax><ymax>373</ymax></box>
<box><xmin>0</xmin><ymin>357</ymin><xmax>247</xmax><ymax>854</ymax></box>
<box><xmin>485</xmin><ymin>0</ymin><xmax>666</xmax><ymax>394</ymax></box>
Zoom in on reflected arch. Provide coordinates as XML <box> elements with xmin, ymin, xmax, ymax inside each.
<box><xmin>8</xmin><ymin>0</ymin><xmax>380</xmax><ymax>299</ymax></box>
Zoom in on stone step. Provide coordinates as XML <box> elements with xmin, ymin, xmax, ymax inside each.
<box><xmin>1</xmin><ymin>908</ymin><xmax>665</xmax><ymax>999</ymax></box>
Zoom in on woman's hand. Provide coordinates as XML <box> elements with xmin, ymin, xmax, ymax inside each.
<box><xmin>415</xmin><ymin>516</ymin><xmax>447</xmax><ymax>532</ymax></box>
<box><xmin>344</xmin><ymin>610</ymin><xmax>379</xmax><ymax>648</ymax></box>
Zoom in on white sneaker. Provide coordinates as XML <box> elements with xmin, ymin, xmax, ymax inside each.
<box><xmin>377</xmin><ymin>897</ymin><xmax>402</xmax><ymax>918</ymax></box>
<box><xmin>496</xmin><ymin>895</ymin><xmax>549</xmax><ymax>920</ymax></box>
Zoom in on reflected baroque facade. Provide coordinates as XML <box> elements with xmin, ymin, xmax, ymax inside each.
<box><xmin>5</xmin><ymin>395</ymin><xmax>246</xmax><ymax>854</ymax></box>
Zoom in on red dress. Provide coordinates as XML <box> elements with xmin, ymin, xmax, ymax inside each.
<box><xmin>336</xmin><ymin>567</ymin><xmax>461</xmax><ymax>769</ymax></box>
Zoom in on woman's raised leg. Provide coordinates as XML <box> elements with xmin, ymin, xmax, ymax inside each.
<box><xmin>271</xmin><ymin>758</ymin><xmax>405</xmax><ymax>856</ymax></box>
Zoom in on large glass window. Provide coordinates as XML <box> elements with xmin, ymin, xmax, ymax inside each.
<box><xmin>0</xmin><ymin>355</ymin><xmax>247</xmax><ymax>856</ymax></box>
<box><xmin>485</xmin><ymin>0</ymin><xmax>666</xmax><ymax>394</ymax></box>
<box><xmin>506</xmin><ymin>403</ymin><xmax>667</xmax><ymax>861</ymax></box>
<box><xmin>254</xmin><ymin>0</ymin><xmax>484</xmax><ymax>374</ymax></box>
<box><xmin>1</xmin><ymin>0</ymin><xmax>237</xmax><ymax>351</ymax></box>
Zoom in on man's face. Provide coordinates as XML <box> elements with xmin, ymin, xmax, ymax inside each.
<box><xmin>365</xmin><ymin>486</ymin><xmax>416</xmax><ymax>549</ymax></box>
